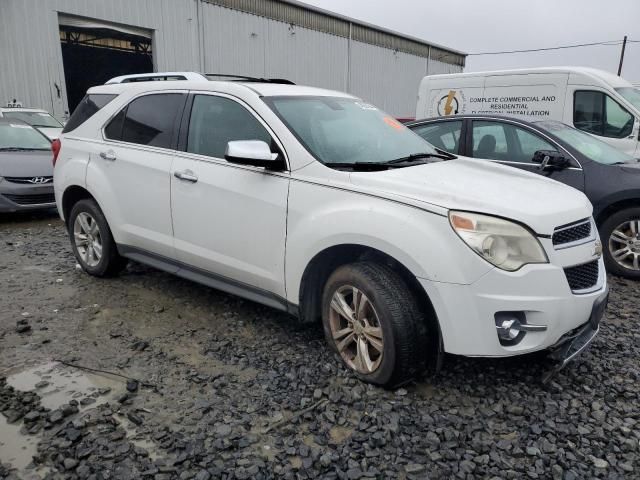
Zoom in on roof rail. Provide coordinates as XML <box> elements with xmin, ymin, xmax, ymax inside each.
<box><xmin>204</xmin><ymin>73</ymin><xmax>296</xmax><ymax>85</ymax></box>
<box><xmin>105</xmin><ymin>72</ymin><xmax>208</xmax><ymax>84</ymax></box>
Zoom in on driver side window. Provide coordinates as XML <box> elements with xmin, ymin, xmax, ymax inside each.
<box><xmin>574</xmin><ymin>91</ymin><xmax>633</xmax><ymax>138</ymax></box>
<box><xmin>186</xmin><ymin>95</ymin><xmax>272</xmax><ymax>159</ymax></box>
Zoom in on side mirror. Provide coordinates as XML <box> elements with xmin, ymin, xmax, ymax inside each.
<box><xmin>532</xmin><ymin>150</ymin><xmax>570</xmax><ymax>170</ymax></box>
<box><xmin>225</xmin><ymin>140</ymin><xmax>281</xmax><ymax>169</ymax></box>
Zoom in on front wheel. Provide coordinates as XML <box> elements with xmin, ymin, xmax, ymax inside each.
<box><xmin>600</xmin><ymin>207</ymin><xmax>640</xmax><ymax>279</ymax></box>
<box><xmin>321</xmin><ymin>262</ymin><xmax>429</xmax><ymax>387</ymax></box>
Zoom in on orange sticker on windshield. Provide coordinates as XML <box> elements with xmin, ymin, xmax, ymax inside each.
<box><xmin>383</xmin><ymin>116</ymin><xmax>403</xmax><ymax>130</ymax></box>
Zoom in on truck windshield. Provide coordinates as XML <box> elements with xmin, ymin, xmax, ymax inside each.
<box><xmin>3</xmin><ymin>111</ymin><xmax>62</xmax><ymax>128</ymax></box>
<box><xmin>615</xmin><ymin>87</ymin><xmax>640</xmax><ymax>111</ymax></box>
<box><xmin>265</xmin><ymin>96</ymin><xmax>440</xmax><ymax>166</ymax></box>
<box><xmin>0</xmin><ymin>123</ymin><xmax>51</xmax><ymax>151</ymax></box>
<box><xmin>536</xmin><ymin>121</ymin><xmax>636</xmax><ymax>165</ymax></box>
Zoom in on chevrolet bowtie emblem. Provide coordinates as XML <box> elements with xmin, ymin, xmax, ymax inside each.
<box><xmin>593</xmin><ymin>240</ymin><xmax>603</xmax><ymax>258</ymax></box>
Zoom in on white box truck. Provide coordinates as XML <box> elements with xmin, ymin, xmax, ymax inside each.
<box><xmin>416</xmin><ymin>67</ymin><xmax>640</xmax><ymax>157</ymax></box>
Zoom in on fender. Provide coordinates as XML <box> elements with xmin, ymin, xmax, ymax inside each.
<box><xmin>284</xmin><ymin>179</ymin><xmax>493</xmax><ymax>305</ymax></box>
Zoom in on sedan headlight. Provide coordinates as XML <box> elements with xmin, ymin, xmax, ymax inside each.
<box><xmin>449</xmin><ymin>211</ymin><xmax>548</xmax><ymax>271</ymax></box>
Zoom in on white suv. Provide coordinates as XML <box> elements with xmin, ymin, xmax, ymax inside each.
<box><xmin>53</xmin><ymin>76</ymin><xmax>609</xmax><ymax>387</ymax></box>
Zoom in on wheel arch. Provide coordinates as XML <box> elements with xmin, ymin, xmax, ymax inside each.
<box><xmin>61</xmin><ymin>185</ymin><xmax>96</xmax><ymax>226</ymax></box>
<box><xmin>594</xmin><ymin>195</ymin><xmax>640</xmax><ymax>227</ymax></box>
<box><xmin>297</xmin><ymin>243</ymin><xmax>441</xmax><ymax>351</ymax></box>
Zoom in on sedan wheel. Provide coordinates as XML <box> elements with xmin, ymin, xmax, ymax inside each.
<box><xmin>73</xmin><ymin>212</ymin><xmax>103</xmax><ymax>267</ymax></box>
<box><xmin>329</xmin><ymin>285</ymin><xmax>384</xmax><ymax>374</ymax></box>
<box><xmin>608</xmin><ymin>219</ymin><xmax>640</xmax><ymax>271</ymax></box>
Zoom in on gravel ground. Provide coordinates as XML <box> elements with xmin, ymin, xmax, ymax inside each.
<box><xmin>0</xmin><ymin>211</ymin><xmax>639</xmax><ymax>479</ymax></box>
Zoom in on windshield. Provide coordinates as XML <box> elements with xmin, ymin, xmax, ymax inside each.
<box><xmin>615</xmin><ymin>87</ymin><xmax>640</xmax><ymax>111</ymax></box>
<box><xmin>0</xmin><ymin>123</ymin><xmax>51</xmax><ymax>150</ymax></box>
<box><xmin>536</xmin><ymin>120</ymin><xmax>635</xmax><ymax>165</ymax></box>
<box><xmin>3</xmin><ymin>111</ymin><xmax>63</xmax><ymax>128</ymax></box>
<box><xmin>265</xmin><ymin>96</ymin><xmax>440</xmax><ymax>165</ymax></box>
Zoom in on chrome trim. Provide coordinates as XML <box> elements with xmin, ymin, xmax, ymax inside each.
<box><xmin>411</xmin><ymin>116</ymin><xmax>583</xmax><ymax>170</ymax></box>
<box><xmin>553</xmin><ymin>218</ymin><xmax>596</xmax><ymax>250</ymax></box>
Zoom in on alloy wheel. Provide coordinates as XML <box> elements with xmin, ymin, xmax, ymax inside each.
<box><xmin>609</xmin><ymin>219</ymin><xmax>640</xmax><ymax>271</ymax></box>
<box><xmin>73</xmin><ymin>212</ymin><xmax>103</xmax><ymax>267</ymax></box>
<box><xmin>329</xmin><ymin>285</ymin><xmax>384</xmax><ymax>374</ymax></box>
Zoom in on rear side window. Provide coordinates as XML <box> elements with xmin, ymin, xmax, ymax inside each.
<box><xmin>62</xmin><ymin>94</ymin><xmax>116</xmax><ymax>133</ymax></box>
<box><xmin>105</xmin><ymin>93</ymin><xmax>185</xmax><ymax>149</ymax></box>
<box><xmin>412</xmin><ymin>120</ymin><xmax>462</xmax><ymax>154</ymax></box>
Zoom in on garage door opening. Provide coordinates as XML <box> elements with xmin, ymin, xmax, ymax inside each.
<box><xmin>59</xmin><ymin>17</ymin><xmax>153</xmax><ymax>113</ymax></box>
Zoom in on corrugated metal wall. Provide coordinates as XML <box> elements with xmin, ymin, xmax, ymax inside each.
<box><xmin>0</xmin><ymin>0</ymin><xmax>464</xmax><ymax>118</ymax></box>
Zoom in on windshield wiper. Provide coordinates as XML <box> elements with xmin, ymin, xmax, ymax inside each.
<box><xmin>327</xmin><ymin>162</ymin><xmax>392</xmax><ymax>171</ymax></box>
<box><xmin>386</xmin><ymin>152</ymin><xmax>453</xmax><ymax>165</ymax></box>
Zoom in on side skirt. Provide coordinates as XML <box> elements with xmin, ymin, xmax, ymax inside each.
<box><xmin>118</xmin><ymin>245</ymin><xmax>299</xmax><ymax>316</ymax></box>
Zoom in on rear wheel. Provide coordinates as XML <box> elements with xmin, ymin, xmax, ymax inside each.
<box><xmin>68</xmin><ymin>199</ymin><xmax>127</xmax><ymax>277</ymax></box>
<box><xmin>321</xmin><ymin>262</ymin><xmax>429</xmax><ymax>387</ymax></box>
<box><xmin>600</xmin><ymin>208</ymin><xmax>640</xmax><ymax>279</ymax></box>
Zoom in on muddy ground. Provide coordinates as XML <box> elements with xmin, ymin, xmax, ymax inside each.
<box><xmin>0</xmin><ymin>211</ymin><xmax>639</xmax><ymax>479</ymax></box>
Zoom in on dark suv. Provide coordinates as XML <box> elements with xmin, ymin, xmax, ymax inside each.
<box><xmin>408</xmin><ymin>115</ymin><xmax>640</xmax><ymax>279</ymax></box>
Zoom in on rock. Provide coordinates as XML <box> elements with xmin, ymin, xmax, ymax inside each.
<box><xmin>194</xmin><ymin>471</ymin><xmax>211</xmax><ymax>480</ymax></box>
<box><xmin>34</xmin><ymin>381</ymin><xmax>49</xmax><ymax>389</ymax></box>
<box><xmin>126</xmin><ymin>380</ymin><xmax>139</xmax><ymax>392</ymax></box>
<box><xmin>127</xmin><ymin>412</ymin><xmax>144</xmax><ymax>425</ymax></box>
<box><xmin>63</xmin><ymin>458</ymin><xmax>78</xmax><ymax>470</ymax></box>
<box><xmin>16</xmin><ymin>323</ymin><xmax>31</xmax><ymax>333</ymax></box>
<box><xmin>590</xmin><ymin>456</ymin><xmax>608</xmax><ymax>469</ymax></box>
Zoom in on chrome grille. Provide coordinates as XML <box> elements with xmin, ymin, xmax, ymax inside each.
<box><xmin>564</xmin><ymin>260</ymin><xmax>599</xmax><ymax>293</ymax></box>
<box><xmin>3</xmin><ymin>176</ymin><xmax>53</xmax><ymax>184</ymax></box>
<box><xmin>552</xmin><ymin>219</ymin><xmax>592</xmax><ymax>247</ymax></box>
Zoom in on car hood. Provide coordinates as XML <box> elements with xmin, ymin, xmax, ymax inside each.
<box><xmin>35</xmin><ymin>127</ymin><xmax>62</xmax><ymax>140</ymax></box>
<box><xmin>349</xmin><ymin>157</ymin><xmax>592</xmax><ymax>235</ymax></box>
<box><xmin>0</xmin><ymin>150</ymin><xmax>53</xmax><ymax>177</ymax></box>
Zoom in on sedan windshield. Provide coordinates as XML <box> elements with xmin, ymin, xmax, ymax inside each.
<box><xmin>265</xmin><ymin>96</ymin><xmax>441</xmax><ymax>166</ymax></box>
<box><xmin>3</xmin><ymin>111</ymin><xmax>63</xmax><ymax>128</ymax></box>
<box><xmin>0</xmin><ymin>123</ymin><xmax>51</xmax><ymax>150</ymax></box>
<box><xmin>615</xmin><ymin>87</ymin><xmax>640</xmax><ymax>111</ymax></box>
<box><xmin>535</xmin><ymin>120</ymin><xmax>636</xmax><ymax>165</ymax></box>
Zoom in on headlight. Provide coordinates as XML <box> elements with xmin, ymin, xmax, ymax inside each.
<box><xmin>449</xmin><ymin>211</ymin><xmax>548</xmax><ymax>271</ymax></box>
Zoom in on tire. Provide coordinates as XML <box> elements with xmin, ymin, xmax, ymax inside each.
<box><xmin>599</xmin><ymin>207</ymin><xmax>640</xmax><ymax>279</ymax></box>
<box><xmin>68</xmin><ymin>199</ymin><xmax>127</xmax><ymax>277</ymax></box>
<box><xmin>321</xmin><ymin>261</ymin><xmax>430</xmax><ymax>388</ymax></box>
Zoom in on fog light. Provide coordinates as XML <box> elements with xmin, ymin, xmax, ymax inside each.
<box><xmin>494</xmin><ymin>312</ymin><xmax>547</xmax><ymax>346</ymax></box>
<box><xmin>497</xmin><ymin>319</ymin><xmax>520</xmax><ymax>340</ymax></box>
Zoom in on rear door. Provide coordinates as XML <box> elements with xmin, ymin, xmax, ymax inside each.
<box><xmin>468</xmin><ymin>119</ymin><xmax>585</xmax><ymax>191</ymax></box>
<box><xmin>170</xmin><ymin>92</ymin><xmax>289</xmax><ymax>298</ymax></box>
<box><xmin>89</xmin><ymin>91</ymin><xmax>187</xmax><ymax>259</ymax></box>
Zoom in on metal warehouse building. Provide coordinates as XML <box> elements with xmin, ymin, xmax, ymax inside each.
<box><xmin>0</xmin><ymin>0</ymin><xmax>465</xmax><ymax>119</ymax></box>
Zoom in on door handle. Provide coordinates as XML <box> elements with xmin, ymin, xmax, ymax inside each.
<box><xmin>174</xmin><ymin>170</ymin><xmax>198</xmax><ymax>183</ymax></box>
<box><xmin>99</xmin><ymin>151</ymin><xmax>116</xmax><ymax>161</ymax></box>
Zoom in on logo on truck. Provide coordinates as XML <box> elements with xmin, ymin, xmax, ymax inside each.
<box><xmin>436</xmin><ymin>90</ymin><xmax>465</xmax><ymax>116</ymax></box>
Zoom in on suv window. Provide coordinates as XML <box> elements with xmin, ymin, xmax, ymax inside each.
<box><xmin>105</xmin><ymin>93</ymin><xmax>185</xmax><ymax>149</ymax></box>
<box><xmin>186</xmin><ymin>95</ymin><xmax>272</xmax><ymax>159</ymax></box>
<box><xmin>471</xmin><ymin>121</ymin><xmax>556</xmax><ymax>163</ymax></box>
<box><xmin>412</xmin><ymin>120</ymin><xmax>462</xmax><ymax>154</ymax></box>
<box><xmin>574</xmin><ymin>91</ymin><xmax>634</xmax><ymax>138</ymax></box>
<box><xmin>62</xmin><ymin>94</ymin><xmax>116</xmax><ymax>133</ymax></box>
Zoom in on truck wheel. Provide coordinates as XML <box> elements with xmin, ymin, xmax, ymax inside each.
<box><xmin>600</xmin><ymin>207</ymin><xmax>640</xmax><ymax>279</ymax></box>
<box><xmin>68</xmin><ymin>199</ymin><xmax>127</xmax><ymax>277</ymax></box>
<box><xmin>321</xmin><ymin>262</ymin><xmax>429</xmax><ymax>388</ymax></box>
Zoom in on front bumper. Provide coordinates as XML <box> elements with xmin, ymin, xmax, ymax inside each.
<box><xmin>0</xmin><ymin>182</ymin><xmax>56</xmax><ymax>213</ymax></box>
<box><xmin>419</xmin><ymin>256</ymin><xmax>607</xmax><ymax>357</ymax></box>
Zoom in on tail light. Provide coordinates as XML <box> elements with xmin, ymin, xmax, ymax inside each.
<box><xmin>52</xmin><ymin>138</ymin><xmax>61</xmax><ymax>166</ymax></box>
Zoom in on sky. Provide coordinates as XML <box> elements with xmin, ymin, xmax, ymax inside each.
<box><xmin>300</xmin><ymin>0</ymin><xmax>640</xmax><ymax>83</ymax></box>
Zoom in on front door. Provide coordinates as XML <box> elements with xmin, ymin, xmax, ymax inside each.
<box><xmin>569</xmin><ymin>88</ymin><xmax>639</xmax><ymax>156</ymax></box>
<box><xmin>170</xmin><ymin>93</ymin><xmax>289</xmax><ymax>298</ymax></box>
<box><xmin>468</xmin><ymin>119</ymin><xmax>585</xmax><ymax>191</ymax></box>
